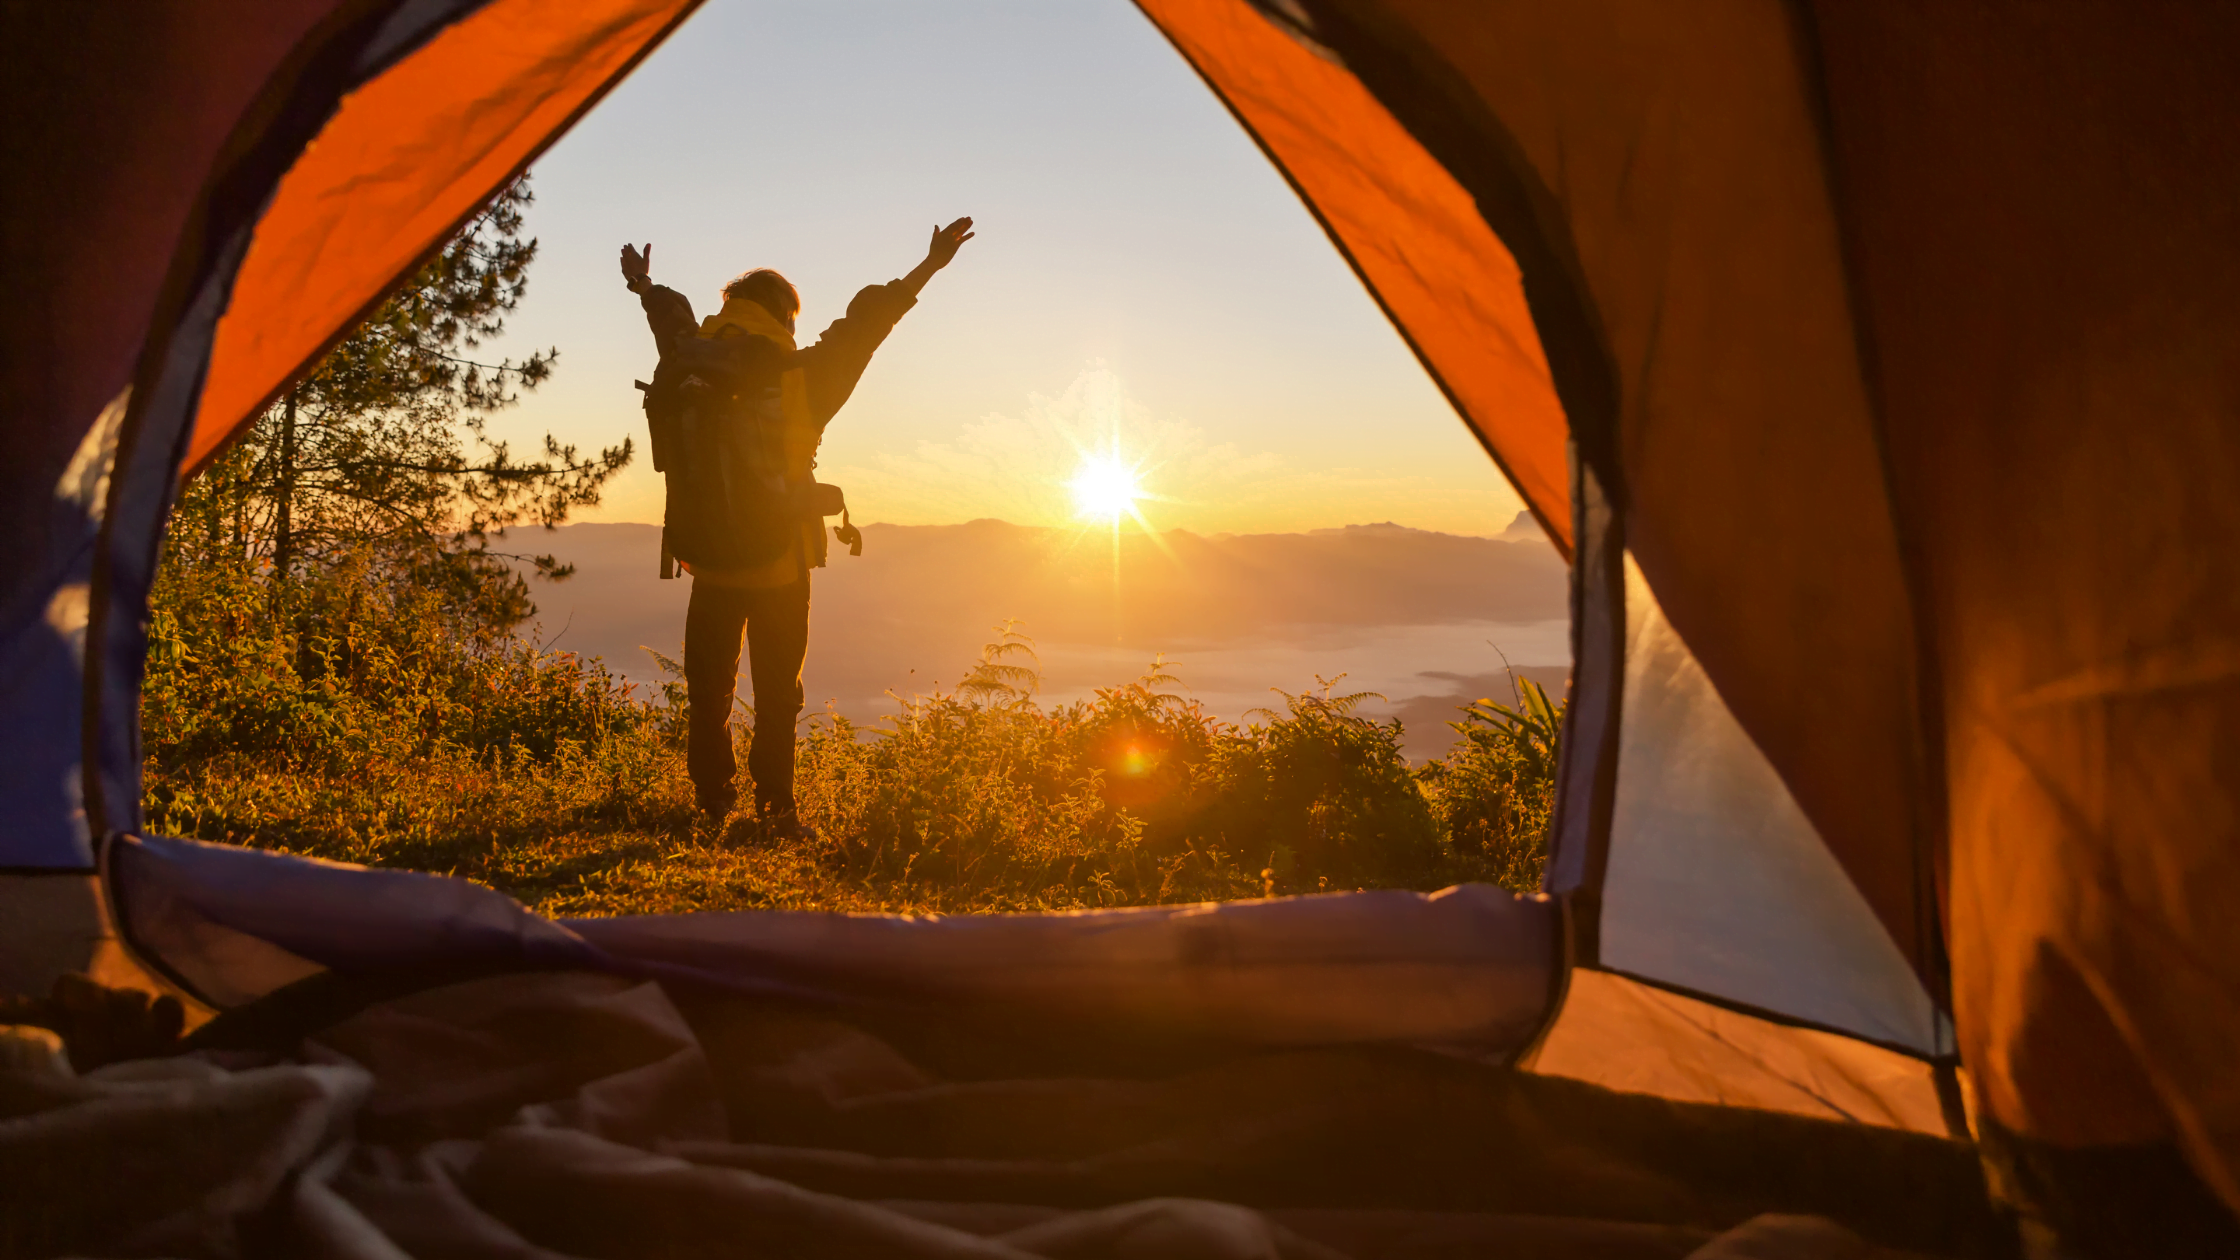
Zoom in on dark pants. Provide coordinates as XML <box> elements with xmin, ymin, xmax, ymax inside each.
<box><xmin>683</xmin><ymin>577</ymin><xmax>809</xmax><ymax>815</ymax></box>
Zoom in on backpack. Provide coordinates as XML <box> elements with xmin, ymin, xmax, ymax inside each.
<box><xmin>636</xmin><ymin>335</ymin><xmax>857</xmax><ymax>577</ymax></box>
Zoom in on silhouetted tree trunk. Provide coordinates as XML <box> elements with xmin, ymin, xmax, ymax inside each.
<box><xmin>273</xmin><ymin>386</ymin><xmax>297</xmax><ymax>576</ymax></box>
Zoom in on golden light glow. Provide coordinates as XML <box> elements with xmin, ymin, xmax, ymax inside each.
<box><xmin>1069</xmin><ymin>455</ymin><xmax>1144</xmax><ymax>522</ymax></box>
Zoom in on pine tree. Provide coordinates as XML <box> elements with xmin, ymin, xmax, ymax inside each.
<box><xmin>173</xmin><ymin>176</ymin><xmax>629</xmax><ymax>631</ymax></box>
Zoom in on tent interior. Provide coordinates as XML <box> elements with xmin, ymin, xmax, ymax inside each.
<box><xmin>4</xmin><ymin>1</ymin><xmax>2238</xmax><ymax>1256</ymax></box>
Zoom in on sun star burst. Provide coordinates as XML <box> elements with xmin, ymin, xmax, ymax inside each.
<box><xmin>1069</xmin><ymin>455</ymin><xmax>1143</xmax><ymax>523</ymax></box>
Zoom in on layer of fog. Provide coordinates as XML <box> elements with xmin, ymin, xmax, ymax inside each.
<box><xmin>512</xmin><ymin>517</ymin><xmax>1568</xmax><ymax>760</ymax></box>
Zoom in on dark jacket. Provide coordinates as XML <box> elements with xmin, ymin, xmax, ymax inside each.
<box><xmin>636</xmin><ymin>279</ymin><xmax>916</xmax><ymax>576</ymax></box>
<box><xmin>637</xmin><ymin>279</ymin><xmax>918</xmax><ymax>428</ymax></box>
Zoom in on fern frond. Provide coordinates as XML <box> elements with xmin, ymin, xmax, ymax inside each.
<box><xmin>957</xmin><ymin>618</ymin><xmax>1043</xmax><ymax>707</ymax></box>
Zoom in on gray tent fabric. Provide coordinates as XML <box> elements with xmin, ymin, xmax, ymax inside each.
<box><xmin>1524</xmin><ymin>969</ymin><xmax>1946</xmax><ymax>1135</ymax></box>
<box><xmin>106</xmin><ymin>834</ymin><xmax>1559</xmax><ymax>1059</ymax></box>
<box><xmin>565</xmin><ymin>884</ymin><xmax>1558</xmax><ymax>1055</ymax></box>
<box><xmin>1601</xmin><ymin>556</ymin><xmax>1941</xmax><ymax>1055</ymax></box>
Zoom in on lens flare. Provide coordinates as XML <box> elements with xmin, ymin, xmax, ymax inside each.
<box><xmin>1069</xmin><ymin>455</ymin><xmax>1142</xmax><ymax>522</ymax></box>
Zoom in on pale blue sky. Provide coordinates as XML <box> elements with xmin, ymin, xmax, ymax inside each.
<box><xmin>477</xmin><ymin>0</ymin><xmax>1527</xmax><ymax>536</ymax></box>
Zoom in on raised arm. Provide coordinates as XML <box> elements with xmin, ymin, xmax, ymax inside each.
<box><xmin>620</xmin><ymin>241</ymin><xmax>653</xmax><ymax>293</ymax></box>
<box><xmin>619</xmin><ymin>241</ymin><xmax>696</xmax><ymax>351</ymax></box>
<box><xmin>898</xmin><ymin>217</ymin><xmax>975</xmax><ymax>297</ymax></box>
<box><xmin>791</xmin><ymin>217</ymin><xmax>976</xmax><ymax>423</ymax></box>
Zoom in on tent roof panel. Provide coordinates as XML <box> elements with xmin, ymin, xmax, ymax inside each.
<box><xmin>184</xmin><ymin>0</ymin><xmax>699</xmax><ymax>473</ymax></box>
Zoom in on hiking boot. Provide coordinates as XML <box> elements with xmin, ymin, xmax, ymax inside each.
<box><xmin>756</xmin><ymin>808</ymin><xmax>814</xmax><ymax>843</ymax></box>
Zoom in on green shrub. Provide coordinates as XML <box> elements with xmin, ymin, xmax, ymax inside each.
<box><xmin>142</xmin><ymin>559</ymin><xmax>1564</xmax><ymax>917</ymax></box>
<box><xmin>143</xmin><ymin>549</ymin><xmax>648</xmax><ymax>771</ymax></box>
<box><xmin>1415</xmin><ymin>679</ymin><xmax>1563</xmax><ymax>891</ymax></box>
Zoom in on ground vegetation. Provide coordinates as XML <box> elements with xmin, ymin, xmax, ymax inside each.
<box><xmin>144</xmin><ymin>568</ymin><xmax>1562</xmax><ymax>916</ymax></box>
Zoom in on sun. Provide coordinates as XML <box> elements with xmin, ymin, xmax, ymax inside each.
<box><xmin>1069</xmin><ymin>455</ymin><xmax>1143</xmax><ymax>522</ymax></box>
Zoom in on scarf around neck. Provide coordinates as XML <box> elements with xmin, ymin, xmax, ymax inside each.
<box><xmin>698</xmin><ymin>296</ymin><xmax>797</xmax><ymax>351</ymax></box>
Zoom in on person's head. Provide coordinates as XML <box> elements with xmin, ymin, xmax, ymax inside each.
<box><xmin>723</xmin><ymin>268</ymin><xmax>800</xmax><ymax>332</ymax></box>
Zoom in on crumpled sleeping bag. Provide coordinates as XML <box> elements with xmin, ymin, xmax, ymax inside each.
<box><xmin>0</xmin><ymin>968</ymin><xmax>1992</xmax><ymax>1258</ymax></box>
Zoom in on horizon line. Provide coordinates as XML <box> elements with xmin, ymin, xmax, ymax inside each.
<box><xmin>518</xmin><ymin>514</ymin><xmax>1546</xmax><ymax>543</ymax></box>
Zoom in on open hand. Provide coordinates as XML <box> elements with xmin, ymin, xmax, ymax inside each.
<box><xmin>925</xmin><ymin>218</ymin><xmax>975</xmax><ymax>269</ymax></box>
<box><xmin>619</xmin><ymin>242</ymin><xmax>652</xmax><ymax>286</ymax></box>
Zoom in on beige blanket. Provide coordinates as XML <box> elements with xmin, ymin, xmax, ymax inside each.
<box><xmin>0</xmin><ymin>972</ymin><xmax>1980</xmax><ymax>1258</ymax></box>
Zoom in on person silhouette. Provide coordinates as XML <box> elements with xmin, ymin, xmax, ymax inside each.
<box><xmin>620</xmin><ymin>218</ymin><xmax>975</xmax><ymax>830</ymax></box>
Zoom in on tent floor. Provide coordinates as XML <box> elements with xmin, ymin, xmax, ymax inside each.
<box><xmin>4</xmin><ymin>967</ymin><xmax>2003</xmax><ymax>1258</ymax></box>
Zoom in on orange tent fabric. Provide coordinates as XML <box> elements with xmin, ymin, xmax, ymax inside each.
<box><xmin>183</xmin><ymin>0</ymin><xmax>699</xmax><ymax>475</ymax></box>
<box><xmin>1341</xmin><ymin>0</ymin><xmax>1935</xmax><ymax>992</ymax></box>
<box><xmin>1138</xmin><ymin>0</ymin><xmax>2240</xmax><ymax>1212</ymax></box>
<box><xmin>1812</xmin><ymin>1</ymin><xmax>2240</xmax><ymax>1207</ymax></box>
<box><xmin>1136</xmin><ymin>0</ymin><xmax>1932</xmax><ymax>995</ymax></box>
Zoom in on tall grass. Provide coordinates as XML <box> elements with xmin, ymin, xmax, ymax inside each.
<box><xmin>143</xmin><ymin>553</ymin><xmax>1560</xmax><ymax>917</ymax></box>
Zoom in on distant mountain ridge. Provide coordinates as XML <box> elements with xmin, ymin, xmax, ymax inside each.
<box><xmin>510</xmin><ymin>518</ymin><xmax>1568</xmax><ymax>759</ymax></box>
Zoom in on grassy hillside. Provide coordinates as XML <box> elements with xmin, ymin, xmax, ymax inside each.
<box><xmin>142</xmin><ymin>551</ymin><xmax>1560</xmax><ymax>918</ymax></box>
